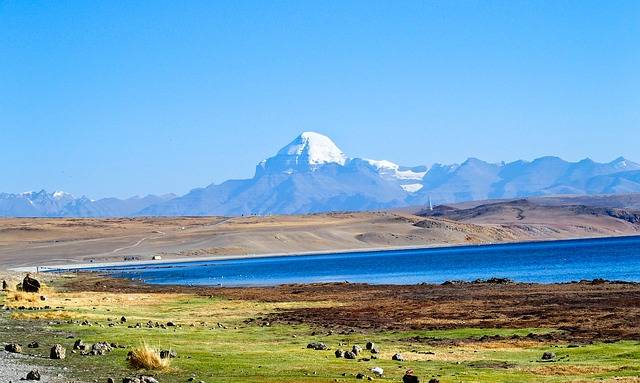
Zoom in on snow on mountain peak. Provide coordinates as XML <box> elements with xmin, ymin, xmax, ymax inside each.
<box><xmin>257</xmin><ymin>132</ymin><xmax>348</xmax><ymax>175</ymax></box>
<box><xmin>279</xmin><ymin>131</ymin><xmax>347</xmax><ymax>166</ymax></box>
<box><xmin>53</xmin><ymin>191</ymin><xmax>72</xmax><ymax>199</ymax></box>
<box><xmin>365</xmin><ymin>159</ymin><xmax>399</xmax><ymax>171</ymax></box>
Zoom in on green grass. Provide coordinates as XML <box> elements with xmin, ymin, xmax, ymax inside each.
<box><xmin>1</xmin><ymin>289</ymin><xmax>639</xmax><ymax>382</ymax></box>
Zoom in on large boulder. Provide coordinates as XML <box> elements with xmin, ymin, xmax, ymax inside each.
<box><xmin>5</xmin><ymin>343</ymin><xmax>22</xmax><ymax>353</ymax></box>
<box><xmin>50</xmin><ymin>344</ymin><xmax>66</xmax><ymax>359</ymax></box>
<box><xmin>22</xmin><ymin>275</ymin><xmax>41</xmax><ymax>293</ymax></box>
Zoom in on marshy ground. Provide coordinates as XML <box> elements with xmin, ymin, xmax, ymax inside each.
<box><xmin>1</xmin><ymin>273</ymin><xmax>639</xmax><ymax>382</ymax></box>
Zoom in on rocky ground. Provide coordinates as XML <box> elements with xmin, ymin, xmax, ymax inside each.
<box><xmin>0</xmin><ymin>349</ymin><xmax>64</xmax><ymax>382</ymax></box>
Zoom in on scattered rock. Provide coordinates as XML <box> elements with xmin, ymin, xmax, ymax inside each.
<box><xmin>122</xmin><ymin>378</ymin><xmax>141</xmax><ymax>383</ymax></box>
<box><xmin>334</xmin><ymin>349</ymin><xmax>345</xmax><ymax>358</ymax></box>
<box><xmin>428</xmin><ymin>379</ymin><xmax>439</xmax><ymax>383</ymax></box>
<box><xmin>371</xmin><ymin>367</ymin><xmax>384</xmax><ymax>376</ymax></box>
<box><xmin>166</xmin><ymin>321</ymin><xmax>176</xmax><ymax>327</ymax></box>
<box><xmin>307</xmin><ymin>342</ymin><xmax>328</xmax><ymax>350</ymax></box>
<box><xmin>370</xmin><ymin>346</ymin><xmax>380</xmax><ymax>354</ymax></box>
<box><xmin>50</xmin><ymin>344</ymin><xmax>66</xmax><ymax>359</ymax></box>
<box><xmin>344</xmin><ymin>351</ymin><xmax>356</xmax><ymax>359</ymax></box>
<box><xmin>4</xmin><ymin>343</ymin><xmax>22</xmax><ymax>353</ymax></box>
<box><xmin>2</xmin><ymin>280</ymin><xmax>7</xmax><ymax>290</ymax></box>
<box><xmin>352</xmin><ymin>345</ymin><xmax>363</xmax><ymax>355</ymax></box>
<box><xmin>107</xmin><ymin>378</ymin><xmax>115</xmax><ymax>383</ymax></box>
<box><xmin>141</xmin><ymin>377</ymin><xmax>159</xmax><ymax>383</ymax></box>
<box><xmin>27</xmin><ymin>341</ymin><xmax>39</xmax><ymax>348</ymax></box>
<box><xmin>541</xmin><ymin>351</ymin><xmax>556</xmax><ymax>361</ymax></box>
<box><xmin>392</xmin><ymin>353</ymin><xmax>405</xmax><ymax>361</ymax></box>
<box><xmin>25</xmin><ymin>370</ymin><xmax>41</xmax><ymax>380</ymax></box>
<box><xmin>356</xmin><ymin>373</ymin><xmax>365</xmax><ymax>379</ymax></box>
<box><xmin>366</xmin><ymin>341</ymin><xmax>375</xmax><ymax>350</ymax></box>
<box><xmin>120</xmin><ymin>316</ymin><xmax>127</xmax><ymax>323</ymax></box>
<box><xmin>73</xmin><ymin>339</ymin><xmax>86</xmax><ymax>350</ymax></box>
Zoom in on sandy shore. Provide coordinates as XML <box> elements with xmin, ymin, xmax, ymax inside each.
<box><xmin>10</xmin><ymin>233</ymin><xmax>640</xmax><ymax>274</ymax></box>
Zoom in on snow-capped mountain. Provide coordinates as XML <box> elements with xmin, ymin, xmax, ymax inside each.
<box><xmin>2</xmin><ymin>132</ymin><xmax>640</xmax><ymax>217</ymax></box>
<box><xmin>256</xmin><ymin>131</ymin><xmax>348</xmax><ymax>175</ymax></box>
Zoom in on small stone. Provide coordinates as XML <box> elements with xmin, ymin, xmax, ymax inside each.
<box><xmin>27</xmin><ymin>341</ymin><xmax>39</xmax><ymax>348</ymax></box>
<box><xmin>402</xmin><ymin>370</ymin><xmax>419</xmax><ymax>383</ymax></box>
<box><xmin>160</xmin><ymin>349</ymin><xmax>177</xmax><ymax>359</ymax></box>
<box><xmin>25</xmin><ymin>370</ymin><xmax>41</xmax><ymax>380</ymax></box>
<box><xmin>352</xmin><ymin>345</ymin><xmax>363</xmax><ymax>355</ymax></box>
<box><xmin>344</xmin><ymin>351</ymin><xmax>356</xmax><ymax>359</ymax></box>
<box><xmin>428</xmin><ymin>379</ymin><xmax>440</xmax><ymax>383</ymax></box>
<box><xmin>306</xmin><ymin>342</ymin><xmax>327</xmax><ymax>350</ymax></box>
<box><xmin>335</xmin><ymin>349</ymin><xmax>345</xmax><ymax>358</ymax></box>
<box><xmin>542</xmin><ymin>351</ymin><xmax>556</xmax><ymax>360</ymax></box>
<box><xmin>366</xmin><ymin>341</ymin><xmax>375</xmax><ymax>350</ymax></box>
<box><xmin>392</xmin><ymin>353</ymin><xmax>405</xmax><ymax>361</ymax></box>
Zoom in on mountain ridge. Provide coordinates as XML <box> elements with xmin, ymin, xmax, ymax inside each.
<box><xmin>2</xmin><ymin>132</ymin><xmax>640</xmax><ymax>217</ymax></box>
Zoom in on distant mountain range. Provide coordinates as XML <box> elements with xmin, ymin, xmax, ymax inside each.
<box><xmin>2</xmin><ymin>132</ymin><xmax>640</xmax><ymax>217</ymax></box>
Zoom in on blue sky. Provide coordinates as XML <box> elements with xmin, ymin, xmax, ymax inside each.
<box><xmin>1</xmin><ymin>1</ymin><xmax>638</xmax><ymax>198</ymax></box>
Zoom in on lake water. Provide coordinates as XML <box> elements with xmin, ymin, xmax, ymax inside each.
<box><xmin>87</xmin><ymin>236</ymin><xmax>640</xmax><ymax>286</ymax></box>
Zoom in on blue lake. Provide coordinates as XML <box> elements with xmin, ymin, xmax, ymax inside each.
<box><xmin>85</xmin><ymin>236</ymin><xmax>640</xmax><ymax>286</ymax></box>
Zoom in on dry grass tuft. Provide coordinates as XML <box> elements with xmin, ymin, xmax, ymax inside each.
<box><xmin>7</xmin><ymin>291</ymin><xmax>40</xmax><ymax>303</ymax></box>
<box><xmin>128</xmin><ymin>343</ymin><xmax>170</xmax><ymax>370</ymax></box>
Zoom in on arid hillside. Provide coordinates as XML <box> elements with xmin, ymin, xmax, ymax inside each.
<box><xmin>0</xmin><ymin>195</ymin><xmax>639</xmax><ymax>269</ymax></box>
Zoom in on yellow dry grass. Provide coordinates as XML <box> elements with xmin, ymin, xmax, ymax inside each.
<box><xmin>128</xmin><ymin>343</ymin><xmax>171</xmax><ymax>370</ymax></box>
<box><xmin>6</xmin><ymin>291</ymin><xmax>41</xmax><ymax>303</ymax></box>
<box><xmin>11</xmin><ymin>310</ymin><xmax>78</xmax><ymax>320</ymax></box>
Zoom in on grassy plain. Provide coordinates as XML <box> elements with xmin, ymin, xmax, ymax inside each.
<box><xmin>1</xmin><ymin>274</ymin><xmax>639</xmax><ymax>382</ymax></box>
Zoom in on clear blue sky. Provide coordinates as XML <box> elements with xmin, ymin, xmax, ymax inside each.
<box><xmin>1</xmin><ymin>1</ymin><xmax>638</xmax><ymax>198</ymax></box>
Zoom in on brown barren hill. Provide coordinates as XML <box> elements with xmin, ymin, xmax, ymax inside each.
<box><xmin>0</xmin><ymin>196</ymin><xmax>639</xmax><ymax>269</ymax></box>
